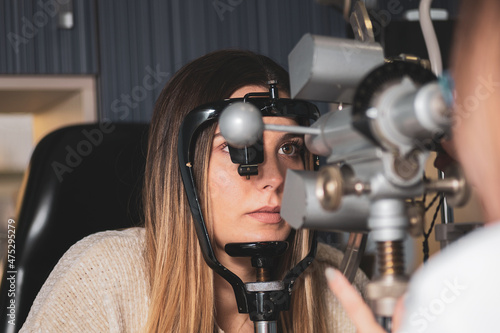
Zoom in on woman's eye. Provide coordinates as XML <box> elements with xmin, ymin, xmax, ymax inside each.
<box><xmin>221</xmin><ymin>143</ymin><xmax>229</xmax><ymax>153</ymax></box>
<box><xmin>279</xmin><ymin>142</ymin><xmax>301</xmax><ymax>156</ymax></box>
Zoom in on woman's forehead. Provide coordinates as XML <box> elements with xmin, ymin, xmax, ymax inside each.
<box><xmin>230</xmin><ymin>85</ymin><xmax>290</xmax><ymax>99</ymax></box>
<box><xmin>230</xmin><ymin>85</ymin><xmax>267</xmax><ymax>98</ymax></box>
<box><xmin>262</xmin><ymin>116</ymin><xmax>298</xmax><ymax>126</ymax></box>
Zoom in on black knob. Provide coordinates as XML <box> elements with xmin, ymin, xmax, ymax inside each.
<box><xmin>225</xmin><ymin>242</ymin><xmax>288</xmax><ymax>267</ymax></box>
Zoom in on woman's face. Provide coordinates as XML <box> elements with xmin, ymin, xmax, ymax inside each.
<box><xmin>208</xmin><ymin>86</ymin><xmax>304</xmax><ymax>250</ymax></box>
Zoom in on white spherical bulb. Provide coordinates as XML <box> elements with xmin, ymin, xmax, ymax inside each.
<box><xmin>219</xmin><ymin>102</ymin><xmax>264</xmax><ymax>148</ymax></box>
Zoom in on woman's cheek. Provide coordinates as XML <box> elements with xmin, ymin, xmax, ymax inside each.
<box><xmin>210</xmin><ymin>167</ymin><xmax>239</xmax><ymax>199</ymax></box>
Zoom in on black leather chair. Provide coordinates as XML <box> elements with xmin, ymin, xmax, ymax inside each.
<box><xmin>0</xmin><ymin>123</ymin><xmax>149</xmax><ymax>333</ymax></box>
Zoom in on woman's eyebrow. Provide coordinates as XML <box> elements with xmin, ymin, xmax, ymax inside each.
<box><xmin>280</xmin><ymin>133</ymin><xmax>304</xmax><ymax>141</ymax></box>
<box><xmin>213</xmin><ymin>131</ymin><xmax>304</xmax><ymax>143</ymax></box>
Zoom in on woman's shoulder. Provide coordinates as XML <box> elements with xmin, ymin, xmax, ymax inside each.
<box><xmin>314</xmin><ymin>242</ymin><xmax>369</xmax><ymax>333</ymax></box>
<box><xmin>315</xmin><ymin>241</ymin><xmax>368</xmax><ymax>292</ymax></box>
<box><xmin>69</xmin><ymin>226</ymin><xmax>145</xmax><ymax>249</ymax></box>
<box><xmin>316</xmin><ymin>241</ymin><xmax>344</xmax><ymax>267</ymax></box>
<box><xmin>45</xmin><ymin>227</ymin><xmax>146</xmax><ymax>278</ymax></box>
<box><xmin>63</xmin><ymin>227</ymin><xmax>146</xmax><ymax>260</ymax></box>
<box><xmin>20</xmin><ymin>227</ymin><xmax>148</xmax><ymax>332</ymax></box>
<box><xmin>39</xmin><ymin>226</ymin><xmax>148</xmax><ymax>299</ymax></box>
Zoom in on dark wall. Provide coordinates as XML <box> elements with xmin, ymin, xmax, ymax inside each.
<box><xmin>0</xmin><ymin>0</ymin><xmax>97</xmax><ymax>74</ymax></box>
<box><xmin>95</xmin><ymin>0</ymin><xmax>348</xmax><ymax>122</ymax></box>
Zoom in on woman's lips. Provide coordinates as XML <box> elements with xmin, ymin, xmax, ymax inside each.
<box><xmin>247</xmin><ymin>207</ymin><xmax>282</xmax><ymax>223</ymax></box>
<box><xmin>247</xmin><ymin>212</ymin><xmax>283</xmax><ymax>223</ymax></box>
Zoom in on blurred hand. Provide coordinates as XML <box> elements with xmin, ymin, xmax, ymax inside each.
<box><xmin>325</xmin><ymin>267</ymin><xmax>405</xmax><ymax>333</ymax></box>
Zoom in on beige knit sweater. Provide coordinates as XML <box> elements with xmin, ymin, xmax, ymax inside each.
<box><xmin>20</xmin><ymin>228</ymin><xmax>367</xmax><ymax>332</ymax></box>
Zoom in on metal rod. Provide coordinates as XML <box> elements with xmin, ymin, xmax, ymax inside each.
<box><xmin>340</xmin><ymin>233</ymin><xmax>367</xmax><ymax>283</ymax></box>
<box><xmin>254</xmin><ymin>321</ymin><xmax>277</xmax><ymax>333</ymax></box>
<box><xmin>264</xmin><ymin>124</ymin><xmax>321</xmax><ymax>135</ymax></box>
<box><xmin>424</xmin><ymin>178</ymin><xmax>460</xmax><ymax>193</ymax></box>
<box><xmin>439</xmin><ymin>170</ymin><xmax>454</xmax><ymax>224</ymax></box>
<box><xmin>380</xmin><ymin>316</ymin><xmax>393</xmax><ymax>332</ymax></box>
<box><xmin>256</xmin><ymin>268</ymin><xmax>270</xmax><ymax>282</ymax></box>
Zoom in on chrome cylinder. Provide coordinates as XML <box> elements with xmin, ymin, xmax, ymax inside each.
<box><xmin>254</xmin><ymin>321</ymin><xmax>277</xmax><ymax>333</ymax></box>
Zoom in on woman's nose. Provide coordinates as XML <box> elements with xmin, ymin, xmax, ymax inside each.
<box><xmin>256</xmin><ymin>154</ymin><xmax>285</xmax><ymax>191</ymax></box>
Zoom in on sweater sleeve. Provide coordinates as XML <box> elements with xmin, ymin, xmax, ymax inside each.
<box><xmin>315</xmin><ymin>242</ymin><xmax>369</xmax><ymax>333</ymax></box>
<box><xmin>19</xmin><ymin>228</ymin><xmax>149</xmax><ymax>333</ymax></box>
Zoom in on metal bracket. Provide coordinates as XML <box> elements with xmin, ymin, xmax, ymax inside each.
<box><xmin>340</xmin><ymin>232</ymin><xmax>367</xmax><ymax>282</ymax></box>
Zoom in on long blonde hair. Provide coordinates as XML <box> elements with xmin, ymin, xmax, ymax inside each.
<box><xmin>142</xmin><ymin>50</ymin><xmax>329</xmax><ymax>332</ymax></box>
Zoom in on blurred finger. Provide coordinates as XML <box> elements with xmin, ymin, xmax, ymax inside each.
<box><xmin>392</xmin><ymin>294</ymin><xmax>406</xmax><ymax>332</ymax></box>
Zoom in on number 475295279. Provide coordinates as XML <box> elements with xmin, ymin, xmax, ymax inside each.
<box><xmin>7</xmin><ymin>219</ymin><xmax>16</xmax><ymax>271</ymax></box>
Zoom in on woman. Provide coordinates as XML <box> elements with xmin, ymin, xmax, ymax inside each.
<box><xmin>21</xmin><ymin>50</ymin><xmax>366</xmax><ymax>333</ymax></box>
